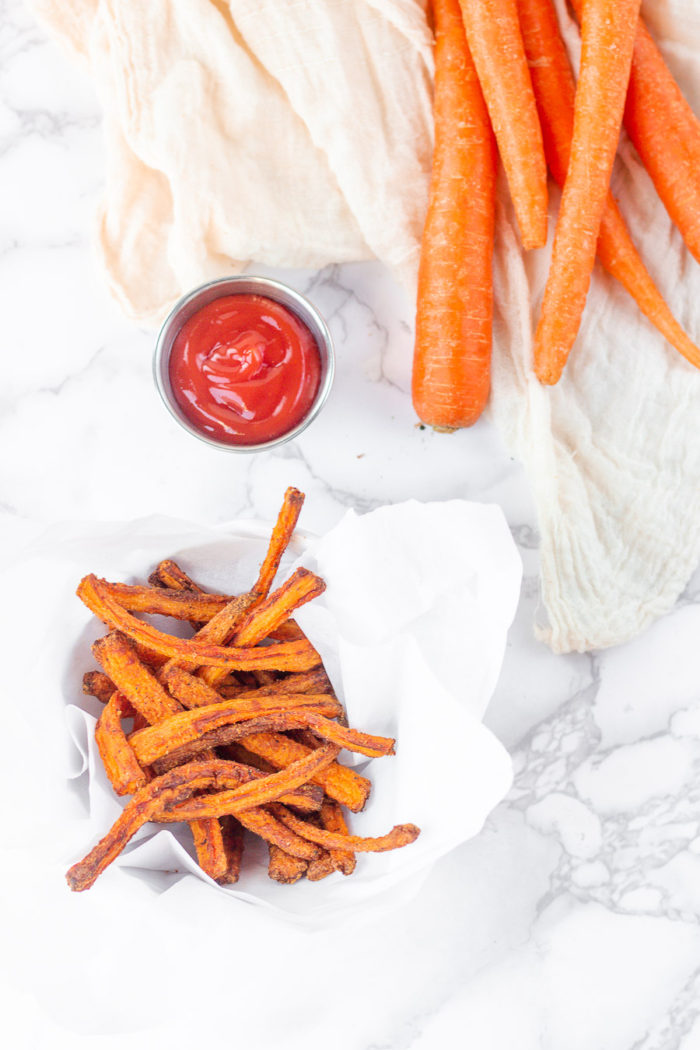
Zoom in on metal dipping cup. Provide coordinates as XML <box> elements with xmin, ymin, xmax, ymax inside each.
<box><xmin>153</xmin><ymin>275</ymin><xmax>335</xmax><ymax>453</ymax></box>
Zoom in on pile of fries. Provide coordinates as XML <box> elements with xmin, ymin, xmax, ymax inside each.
<box><xmin>67</xmin><ymin>487</ymin><xmax>419</xmax><ymax>891</ymax></box>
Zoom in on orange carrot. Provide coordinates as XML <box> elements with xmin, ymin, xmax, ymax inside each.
<box><xmin>518</xmin><ymin>0</ymin><xmax>700</xmax><ymax>370</ymax></box>
<box><xmin>625</xmin><ymin>20</ymin><xmax>700</xmax><ymax>262</ymax></box>
<box><xmin>458</xmin><ymin>0</ymin><xmax>547</xmax><ymax>249</ymax></box>
<box><xmin>412</xmin><ymin>0</ymin><xmax>496</xmax><ymax>430</ymax></box>
<box><xmin>534</xmin><ymin>0</ymin><xmax>642</xmax><ymax>385</ymax></box>
<box><xmin>569</xmin><ymin>0</ymin><xmax>700</xmax><ymax>265</ymax></box>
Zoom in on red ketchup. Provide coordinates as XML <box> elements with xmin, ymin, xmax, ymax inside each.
<box><xmin>169</xmin><ymin>294</ymin><xmax>322</xmax><ymax>446</ymax></box>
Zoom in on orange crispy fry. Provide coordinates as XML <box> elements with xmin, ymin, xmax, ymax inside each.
<box><xmin>95</xmin><ymin>693</ymin><xmax>150</xmax><ymax>796</ymax></box>
<box><xmin>319</xmin><ymin>799</ymin><xmax>356</xmax><ymax>876</ymax></box>
<box><xmin>161</xmin><ymin>665</ymin><xmax>236</xmax><ymax>709</ymax></box>
<box><xmin>92</xmin><ymin>632</ymin><xmax>183</xmax><ymax>723</ymax></box>
<box><xmin>306</xmin><ymin>851</ymin><xmax>335</xmax><ymax>881</ymax></box>
<box><xmin>217</xmin><ymin>668</ymin><xmax>332</xmax><ymax>700</ymax></box>
<box><xmin>147</xmin><ymin>715</ymin><xmax>311</xmax><ymax>773</ymax></box>
<box><xmin>82</xmin><ymin>670</ymin><xmax>117</xmax><ymax>704</ymax></box>
<box><xmin>66</xmin><ymin>748</ymin><xmax>339</xmax><ymax>891</ymax></box>
<box><xmin>162</xmin><ymin>665</ymin><xmax>336</xmax><ymax>714</ymax></box>
<box><xmin>78</xmin><ymin>576</ymin><xmax>320</xmax><ymax>671</ymax></box>
<box><xmin>232</xmin><ymin>568</ymin><xmax>326</xmax><ymax>648</ymax></box>
<box><xmin>129</xmin><ymin>694</ymin><xmax>342</xmax><ymax>766</ymax></box>
<box><xmin>94</xmin><ymin>581</ymin><xmax>231</xmax><ymax>621</ymax></box>
<box><xmin>271</xmin><ymin>805</ymin><xmax>421</xmax><ymax>854</ymax></box>
<box><xmin>218</xmin><ymin>816</ymin><xmax>245</xmax><ymax>884</ymax></box>
<box><xmin>161</xmin><ymin>775</ymin><xmax>324</xmax><ymax>816</ymax></box>
<box><xmin>191</xmin><ymin>818</ymin><xmax>230</xmax><ymax>882</ymax></box>
<box><xmin>149</xmin><ymin>559</ymin><xmax>206</xmax><ymax>593</ymax></box>
<box><xmin>253</xmin><ymin>487</ymin><xmax>305</xmax><ymax>599</ymax></box>
<box><xmin>242</xmin><ymin>732</ymin><xmax>371</xmax><ymax>812</ymax></box>
<box><xmin>256</xmin><ymin>668</ymin><xmax>331</xmax><ymax>694</ymax></box>
<box><xmin>268</xmin><ymin>844</ymin><xmax>309</xmax><ymax>883</ymax></box>
<box><xmin>283</xmin><ymin>711</ymin><xmax>395</xmax><ymax>758</ymax></box>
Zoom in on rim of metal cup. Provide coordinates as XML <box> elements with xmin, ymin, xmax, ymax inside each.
<box><xmin>153</xmin><ymin>275</ymin><xmax>335</xmax><ymax>453</ymax></box>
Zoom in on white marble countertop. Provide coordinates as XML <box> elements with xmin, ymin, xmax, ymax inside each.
<box><xmin>3</xmin><ymin>2</ymin><xmax>700</xmax><ymax>1047</ymax></box>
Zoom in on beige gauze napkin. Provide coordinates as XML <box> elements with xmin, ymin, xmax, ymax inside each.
<box><xmin>31</xmin><ymin>0</ymin><xmax>700</xmax><ymax>653</ymax></box>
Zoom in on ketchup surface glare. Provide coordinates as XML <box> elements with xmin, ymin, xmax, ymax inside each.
<box><xmin>168</xmin><ymin>294</ymin><xmax>322</xmax><ymax>446</ymax></box>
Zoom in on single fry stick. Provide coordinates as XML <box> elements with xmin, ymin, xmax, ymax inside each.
<box><xmin>517</xmin><ymin>0</ymin><xmax>700</xmax><ymax>371</ymax></box>
<box><xmin>78</xmin><ymin>576</ymin><xmax>321</xmax><ymax>671</ymax></box>
<box><xmin>83</xmin><ymin>670</ymin><xmax>117</xmax><ymax>704</ymax></box>
<box><xmin>129</xmin><ymin>694</ymin><xmax>343</xmax><ymax>766</ymax></box>
<box><xmin>161</xmin><ymin>777</ymin><xmax>324</xmax><ymax>816</ymax></box>
<box><xmin>148</xmin><ymin>715</ymin><xmax>314</xmax><ymax>773</ymax></box>
<box><xmin>306</xmin><ymin>851</ymin><xmax>335</xmax><ymax>881</ymax></box>
<box><xmin>319</xmin><ymin>799</ymin><xmax>356</xmax><ymax>876</ymax></box>
<box><xmin>94</xmin><ymin>581</ymin><xmax>231</xmax><ymax>621</ymax></box>
<box><xmin>258</xmin><ymin>668</ymin><xmax>331</xmax><ymax>695</ymax></box>
<box><xmin>95</xmin><ymin>693</ymin><xmax>149</xmax><ymax>796</ymax></box>
<box><xmin>268</xmin><ymin>844</ymin><xmax>308</xmax><ymax>884</ymax></box>
<box><xmin>458</xmin><ymin>0</ymin><xmax>547</xmax><ymax>249</ymax></box>
<box><xmin>149</xmin><ymin>559</ymin><xmax>206</xmax><ymax>592</ymax></box>
<box><xmin>161</xmin><ymin>665</ymin><xmax>242</xmax><ymax>709</ymax></box>
<box><xmin>149</xmin><ymin>558</ymin><xmax>211</xmax><ymax>631</ymax></box>
<box><xmin>232</xmin><ymin>568</ymin><xmax>325</xmax><ymax>648</ymax></box>
<box><xmin>92</xmin><ymin>632</ymin><xmax>183</xmax><ymax>723</ymax></box>
<box><xmin>533</xmin><ymin>0</ymin><xmax>643</xmax><ymax>384</ymax></box>
<box><xmin>191</xmin><ymin>818</ymin><xmax>229</xmax><ymax>882</ymax></box>
<box><xmin>283</xmin><ymin>711</ymin><xmax>395</xmax><ymax>758</ymax></box>
<box><xmin>271</xmin><ymin>805</ymin><xmax>421</xmax><ymax>854</ymax></box>
<box><xmin>218</xmin><ymin>816</ymin><xmax>245</xmax><ymax>884</ymax></box>
<box><xmin>66</xmin><ymin>748</ymin><xmax>339</xmax><ymax>891</ymax></box>
<box><xmin>242</xmin><ymin>732</ymin><xmax>371</xmax><ymax>812</ymax></box>
<box><xmin>412</xmin><ymin>0</ymin><xmax>496</xmax><ymax>430</ymax></box>
<box><xmin>163</xmin><ymin>664</ymin><xmax>338</xmax><ymax>716</ymax></box>
<box><xmin>230</xmin><ymin>668</ymin><xmax>332</xmax><ymax>699</ymax></box>
<box><xmin>253</xmin><ymin>487</ymin><xmax>305</xmax><ymax>599</ymax></box>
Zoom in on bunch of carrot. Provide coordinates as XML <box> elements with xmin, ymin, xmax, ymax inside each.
<box><xmin>412</xmin><ymin>0</ymin><xmax>700</xmax><ymax>430</ymax></box>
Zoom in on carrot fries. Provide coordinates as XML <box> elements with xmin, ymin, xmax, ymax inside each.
<box><xmin>67</xmin><ymin>487</ymin><xmax>418</xmax><ymax>891</ymax></box>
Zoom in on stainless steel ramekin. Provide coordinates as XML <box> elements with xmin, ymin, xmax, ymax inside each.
<box><xmin>153</xmin><ymin>275</ymin><xmax>335</xmax><ymax>453</ymax></box>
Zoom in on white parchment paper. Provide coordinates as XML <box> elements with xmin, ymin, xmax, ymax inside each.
<box><xmin>4</xmin><ymin>500</ymin><xmax>520</xmax><ymax>926</ymax></box>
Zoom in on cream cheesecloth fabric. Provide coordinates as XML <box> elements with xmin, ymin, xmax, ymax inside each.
<box><xmin>30</xmin><ymin>0</ymin><xmax>700</xmax><ymax>653</ymax></box>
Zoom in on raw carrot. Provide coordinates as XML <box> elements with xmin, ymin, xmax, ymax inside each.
<box><xmin>625</xmin><ymin>19</ymin><xmax>700</xmax><ymax>262</ymax></box>
<box><xmin>412</xmin><ymin>0</ymin><xmax>496</xmax><ymax>430</ymax></box>
<box><xmin>458</xmin><ymin>0</ymin><xmax>547</xmax><ymax>249</ymax></box>
<box><xmin>518</xmin><ymin>0</ymin><xmax>700</xmax><ymax>370</ymax></box>
<box><xmin>534</xmin><ymin>0</ymin><xmax>642</xmax><ymax>385</ymax></box>
<box><xmin>570</xmin><ymin>0</ymin><xmax>700</xmax><ymax>265</ymax></box>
